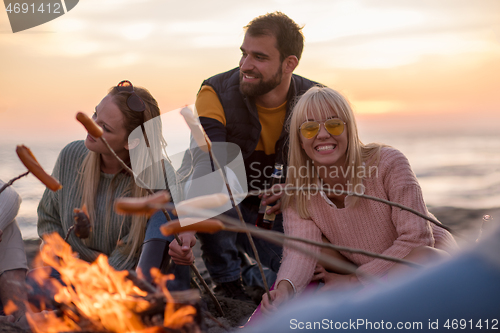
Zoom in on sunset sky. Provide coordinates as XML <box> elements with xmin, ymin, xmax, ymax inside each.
<box><xmin>1</xmin><ymin>0</ymin><xmax>499</xmax><ymax>144</ymax></box>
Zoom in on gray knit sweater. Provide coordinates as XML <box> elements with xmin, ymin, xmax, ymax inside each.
<box><xmin>37</xmin><ymin>141</ymin><xmax>136</xmax><ymax>270</ymax></box>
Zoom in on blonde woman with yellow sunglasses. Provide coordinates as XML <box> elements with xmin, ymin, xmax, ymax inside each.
<box><xmin>260</xmin><ymin>86</ymin><xmax>458</xmax><ymax>314</ymax></box>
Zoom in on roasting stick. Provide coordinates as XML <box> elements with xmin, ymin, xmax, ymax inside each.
<box><xmin>163</xmin><ymin>219</ymin><xmax>377</xmax><ymax>285</ymax></box>
<box><xmin>249</xmin><ymin>187</ymin><xmax>465</xmax><ymax>240</ymax></box>
<box><xmin>118</xmin><ymin>197</ymin><xmax>424</xmax><ymax>295</ymax></box>
<box><xmin>76</xmin><ymin>112</ymin><xmax>224</xmax><ymax>316</ymax></box>
<box><xmin>180</xmin><ymin>107</ymin><xmax>272</xmax><ymax>302</ymax></box>
<box><xmin>0</xmin><ymin>171</ymin><xmax>29</xmax><ymax>196</ymax></box>
<box><xmin>160</xmin><ymin>207</ymin><xmax>422</xmax><ymax>271</ymax></box>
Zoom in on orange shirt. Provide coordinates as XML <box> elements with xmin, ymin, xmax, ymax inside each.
<box><xmin>195</xmin><ymin>85</ymin><xmax>287</xmax><ymax>155</ymax></box>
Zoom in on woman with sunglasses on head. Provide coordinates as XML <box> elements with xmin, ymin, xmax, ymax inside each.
<box><xmin>37</xmin><ymin>81</ymin><xmax>191</xmax><ymax>289</ymax></box>
<box><xmin>260</xmin><ymin>86</ymin><xmax>458</xmax><ymax>313</ymax></box>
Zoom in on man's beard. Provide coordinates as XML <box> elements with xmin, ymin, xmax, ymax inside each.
<box><xmin>239</xmin><ymin>63</ymin><xmax>283</xmax><ymax>97</ymax></box>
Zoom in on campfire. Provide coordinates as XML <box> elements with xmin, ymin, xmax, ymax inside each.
<box><xmin>27</xmin><ymin>233</ymin><xmax>199</xmax><ymax>333</ymax></box>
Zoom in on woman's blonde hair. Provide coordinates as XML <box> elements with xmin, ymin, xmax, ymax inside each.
<box><xmin>283</xmin><ymin>86</ymin><xmax>386</xmax><ymax>218</ymax></box>
<box><xmin>79</xmin><ymin>84</ymin><xmax>166</xmax><ymax>269</ymax></box>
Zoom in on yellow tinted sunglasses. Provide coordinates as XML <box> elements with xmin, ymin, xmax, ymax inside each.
<box><xmin>299</xmin><ymin>118</ymin><xmax>346</xmax><ymax>139</ymax></box>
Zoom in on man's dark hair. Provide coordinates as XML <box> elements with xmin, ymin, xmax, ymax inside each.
<box><xmin>245</xmin><ymin>11</ymin><xmax>304</xmax><ymax>62</ymax></box>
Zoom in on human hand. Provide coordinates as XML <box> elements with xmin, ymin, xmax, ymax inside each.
<box><xmin>312</xmin><ymin>264</ymin><xmax>360</xmax><ymax>292</ymax></box>
<box><xmin>311</xmin><ymin>264</ymin><xmax>333</xmax><ymax>284</ymax></box>
<box><xmin>168</xmin><ymin>232</ymin><xmax>196</xmax><ymax>265</ymax></box>
<box><xmin>260</xmin><ymin>290</ymin><xmax>285</xmax><ymax>315</ymax></box>
<box><xmin>260</xmin><ymin>183</ymin><xmax>286</xmax><ymax>215</ymax></box>
<box><xmin>260</xmin><ymin>280</ymin><xmax>294</xmax><ymax>315</ymax></box>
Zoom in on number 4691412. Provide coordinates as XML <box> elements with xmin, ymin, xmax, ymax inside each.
<box><xmin>443</xmin><ymin>319</ymin><xmax>498</xmax><ymax>330</ymax></box>
<box><xmin>6</xmin><ymin>3</ymin><xmax>62</xmax><ymax>14</ymax></box>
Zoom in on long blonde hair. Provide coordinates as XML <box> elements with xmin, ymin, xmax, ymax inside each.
<box><xmin>283</xmin><ymin>86</ymin><xmax>386</xmax><ymax>218</ymax></box>
<box><xmin>79</xmin><ymin>84</ymin><xmax>166</xmax><ymax>269</ymax></box>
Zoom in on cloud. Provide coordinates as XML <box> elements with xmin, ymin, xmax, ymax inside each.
<box><xmin>121</xmin><ymin>22</ymin><xmax>154</xmax><ymax>40</ymax></box>
<box><xmin>1</xmin><ymin>0</ymin><xmax>499</xmax><ymax>132</ymax></box>
<box><xmin>97</xmin><ymin>53</ymin><xmax>140</xmax><ymax>68</ymax></box>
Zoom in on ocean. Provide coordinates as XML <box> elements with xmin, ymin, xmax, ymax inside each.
<box><xmin>1</xmin><ymin>121</ymin><xmax>499</xmax><ymax>239</ymax></box>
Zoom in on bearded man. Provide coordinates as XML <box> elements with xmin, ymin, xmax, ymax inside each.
<box><xmin>169</xmin><ymin>12</ymin><xmax>319</xmax><ymax>301</ymax></box>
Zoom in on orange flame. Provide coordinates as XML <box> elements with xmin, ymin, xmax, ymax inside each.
<box><xmin>151</xmin><ymin>269</ymin><xmax>197</xmax><ymax>329</ymax></box>
<box><xmin>27</xmin><ymin>233</ymin><xmax>195</xmax><ymax>332</ymax></box>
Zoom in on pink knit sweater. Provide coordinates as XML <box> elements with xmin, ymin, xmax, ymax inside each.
<box><xmin>277</xmin><ymin>147</ymin><xmax>458</xmax><ymax>293</ymax></box>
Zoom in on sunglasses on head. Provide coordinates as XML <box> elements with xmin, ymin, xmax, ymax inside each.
<box><xmin>116</xmin><ymin>80</ymin><xmax>146</xmax><ymax>112</ymax></box>
<box><xmin>299</xmin><ymin>118</ymin><xmax>346</xmax><ymax>139</ymax></box>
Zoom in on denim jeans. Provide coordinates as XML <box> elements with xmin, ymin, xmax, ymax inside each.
<box><xmin>196</xmin><ymin>200</ymin><xmax>283</xmax><ymax>286</ymax></box>
<box><xmin>144</xmin><ymin>211</ymin><xmax>191</xmax><ymax>291</ymax></box>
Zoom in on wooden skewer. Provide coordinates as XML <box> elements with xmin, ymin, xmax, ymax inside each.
<box><xmin>180</xmin><ymin>106</ymin><xmax>272</xmax><ymax>302</ymax></box>
<box><xmin>0</xmin><ymin>171</ymin><xmax>29</xmax><ymax>196</ymax></box>
<box><xmin>249</xmin><ymin>187</ymin><xmax>464</xmax><ymax>239</ymax></box>
<box><xmin>161</xmin><ymin>215</ymin><xmax>421</xmax><ymax>271</ymax></box>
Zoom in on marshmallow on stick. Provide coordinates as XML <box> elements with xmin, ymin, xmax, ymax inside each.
<box><xmin>175</xmin><ymin>193</ymin><xmax>229</xmax><ymax>217</ymax></box>
<box><xmin>73</xmin><ymin>204</ymin><xmax>92</xmax><ymax>239</ymax></box>
<box><xmin>180</xmin><ymin>107</ymin><xmax>212</xmax><ymax>152</ymax></box>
